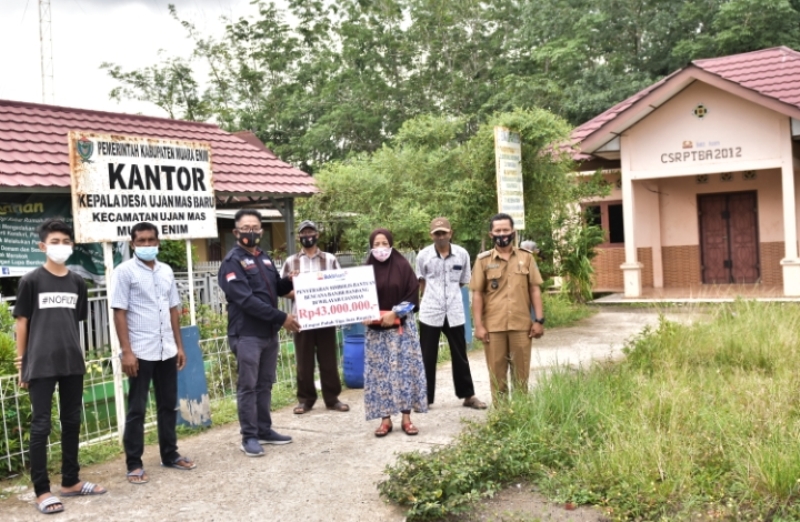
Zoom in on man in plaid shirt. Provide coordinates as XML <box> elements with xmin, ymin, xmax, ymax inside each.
<box><xmin>282</xmin><ymin>220</ymin><xmax>350</xmax><ymax>414</ymax></box>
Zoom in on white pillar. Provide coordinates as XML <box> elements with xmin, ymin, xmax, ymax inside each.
<box><xmin>186</xmin><ymin>239</ymin><xmax>196</xmax><ymax>326</ymax></box>
<box><xmin>642</xmin><ymin>181</ymin><xmax>663</xmax><ymax>288</ymax></box>
<box><xmin>779</xmin><ymin>118</ymin><xmax>800</xmax><ymax>296</ymax></box>
<box><xmin>104</xmin><ymin>243</ymin><xmax>126</xmax><ymax>443</ymax></box>
<box><xmin>619</xmin><ymin>136</ymin><xmax>642</xmax><ymax>297</ymax></box>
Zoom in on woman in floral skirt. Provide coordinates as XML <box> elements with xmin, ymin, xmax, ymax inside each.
<box><xmin>363</xmin><ymin>228</ymin><xmax>427</xmax><ymax>437</ymax></box>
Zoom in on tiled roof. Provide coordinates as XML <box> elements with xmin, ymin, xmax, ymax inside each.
<box><xmin>694</xmin><ymin>46</ymin><xmax>800</xmax><ymax>105</ymax></box>
<box><xmin>571</xmin><ymin>47</ymin><xmax>800</xmax><ymax>160</ymax></box>
<box><xmin>0</xmin><ymin>99</ymin><xmax>318</xmax><ymax>196</ymax></box>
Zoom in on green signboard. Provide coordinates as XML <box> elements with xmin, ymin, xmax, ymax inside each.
<box><xmin>0</xmin><ymin>196</ymin><xmax>121</xmax><ymax>282</ymax></box>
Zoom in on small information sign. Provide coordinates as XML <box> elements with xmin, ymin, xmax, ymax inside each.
<box><xmin>494</xmin><ymin>126</ymin><xmax>525</xmax><ymax>230</ymax></box>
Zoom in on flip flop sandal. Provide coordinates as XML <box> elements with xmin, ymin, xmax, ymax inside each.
<box><xmin>161</xmin><ymin>456</ymin><xmax>196</xmax><ymax>470</ymax></box>
<box><xmin>36</xmin><ymin>495</ymin><xmax>64</xmax><ymax>514</ymax></box>
<box><xmin>401</xmin><ymin>422</ymin><xmax>419</xmax><ymax>436</ymax></box>
<box><xmin>126</xmin><ymin>469</ymin><xmax>149</xmax><ymax>484</ymax></box>
<box><xmin>61</xmin><ymin>481</ymin><xmax>106</xmax><ymax>497</ymax></box>
<box><xmin>293</xmin><ymin>403</ymin><xmax>313</xmax><ymax>414</ymax></box>
<box><xmin>326</xmin><ymin>402</ymin><xmax>350</xmax><ymax>412</ymax></box>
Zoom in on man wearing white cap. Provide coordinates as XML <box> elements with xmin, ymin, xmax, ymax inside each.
<box><xmin>416</xmin><ymin>217</ymin><xmax>487</xmax><ymax>409</ymax></box>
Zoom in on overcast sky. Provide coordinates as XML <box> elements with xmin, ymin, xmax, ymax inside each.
<box><xmin>0</xmin><ymin>0</ymin><xmax>267</xmax><ymax>117</ymax></box>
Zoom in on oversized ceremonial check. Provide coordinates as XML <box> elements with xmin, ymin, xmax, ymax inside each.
<box><xmin>293</xmin><ymin>265</ymin><xmax>381</xmax><ymax>330</ymax></box>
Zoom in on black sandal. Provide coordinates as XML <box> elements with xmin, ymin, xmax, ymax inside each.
<box><xmin>293</xmin><ymin>403</ymin><xmax>313</xmax><ymax>414</ymax></box>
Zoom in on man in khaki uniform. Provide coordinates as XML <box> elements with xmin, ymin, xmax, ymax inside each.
<box><xmin>470</xmin><ymin>213</ymin><xmax>545</xmax><ymax>401</ymax></box>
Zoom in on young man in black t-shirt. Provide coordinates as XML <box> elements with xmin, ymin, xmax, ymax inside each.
<box><xmin>13</xmin><ymin>219</ymin><xmax>106</xmax><ymax>514</ymax></box>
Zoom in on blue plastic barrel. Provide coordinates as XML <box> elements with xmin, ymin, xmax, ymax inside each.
<box><xmin>176</xmin><ymin>325</ymin><xmax>212</xmax><ymax>427</ymax></box>
<box><xmin>342</xmin><ymin>334</ymin><xmax>366</xmax><ymax>388</ymax></box>
<box><xmin>341</xmin><ymin>322</ymin><xmax>365</xmax><ymax>338</ymax></box>
<box><xmin>461</xmin><ymin>286</ymin><xmax>473</xmax><ymax>344</ymax></box>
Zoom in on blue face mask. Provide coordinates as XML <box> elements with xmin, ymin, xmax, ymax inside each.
<box><xmin>135</xmin><ymin>246</ymin><xmax>159</xmax><ymax>261</ymax></box>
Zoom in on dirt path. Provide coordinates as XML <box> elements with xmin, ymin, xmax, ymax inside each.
<box><xmin>2</xmin><ymin>309</ymin><xmax>684</xmax><ymax>521</ymax></box>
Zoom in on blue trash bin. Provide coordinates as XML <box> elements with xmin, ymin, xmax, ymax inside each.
<box><xmin>342</xmin><ymin>332</ymin><xmax>366</xmax><ymax>389</ymax></box>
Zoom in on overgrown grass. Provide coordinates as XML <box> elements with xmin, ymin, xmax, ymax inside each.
<box><xmin>542</xmin><ymin>292</ymin><xmax>595</xmax><ymax>328</ymax></box>
<box><xmin>379</xmin><ymin>301</ymin><xmax>800</xmax><ymax>520</ymax></box>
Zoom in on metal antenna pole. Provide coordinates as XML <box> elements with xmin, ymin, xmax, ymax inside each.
<box><xmin>39</xmin><ymin>0</ymin><xmax>55</xmax><ymax>104</ymax></box>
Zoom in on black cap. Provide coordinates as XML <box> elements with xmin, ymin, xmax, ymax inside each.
<box><xmin>297</xmin><ymin>220</ymin><xmax>318</xmax><ymax>233</ymax></box>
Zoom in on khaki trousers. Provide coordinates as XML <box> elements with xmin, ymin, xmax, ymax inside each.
<box><xmin>485</xmin><ymin>330</ymin><xmax>532</xmax><ymax>402</ymax></box>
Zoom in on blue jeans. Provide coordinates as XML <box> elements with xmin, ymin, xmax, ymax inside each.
<box><xmin>230</xmin><ymin>336</ymin><xmax>278</xmax><ymax>440</ymax></box>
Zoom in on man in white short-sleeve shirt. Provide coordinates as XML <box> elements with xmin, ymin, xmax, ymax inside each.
<box><xmin>416</xmin><ymin>217</ymin><xmax>486</xmax><ymax>410</ymax></box>
<box><xmin>111</xmin><ymin>222</ymin><xmax>195</xmax><ymax>484</ymax></box>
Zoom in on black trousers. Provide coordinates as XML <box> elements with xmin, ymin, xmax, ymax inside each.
<box><xmin>419</xmin><ymin>319</ymin><xmax>475</xmax><ymax>404</ymax></box>
<box><xmin>123</xmin><ymin>357</ymin><xmax>180</xmax><ymax>472</ymax></box>
<box><xmin>28</xmin><ymin>374</ymin><xmax>84</xmax><ymax>497</ymax></box>
<box><xmin>294</xmin><ymin>327</ymin><xmax>342</xmax><ymax>408</ymax></box>
<box><xmin>231</xmin><ymin>336</ymin><xmax>278</xmax><ymax>441</ymax></box>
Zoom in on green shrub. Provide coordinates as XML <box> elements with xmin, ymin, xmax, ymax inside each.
<box><xmin>0</xmin><ymin>377</ymin><xmax>32</xmax><ymax>479</ymax></box>
<box><xmin>154</xmin><ymin>240</ymin><xmax>197</xmax><ymax>271</ymax></box>
<box><xmin>0</xmin><ymin>301</ymin><xmax>15</xmax><ymax>375</ymax></box>
<box><xmin>179</xmin><ymin>303</ymin><xmax>227</xmax><ymax>340</ymax></box>
<box><xmin>556</xmin><ymin>222</ymin><xmax>605</xmax><ymax>303</ymax></box>
<box><xmin>0</xmin><ymin>302</ymin><xmax>33</xmax><ymax>478</ymax></box>
<box><xmin>542</xmin><ymin>292</ymin><xmax>595</xmax><ymax>328</ymax></box>
<box><xmin>0</xmin><ymin>332</ymin><xmax>15</xmax><ymax>377</ymax></box>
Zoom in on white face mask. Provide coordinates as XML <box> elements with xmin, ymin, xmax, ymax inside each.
<box><xmin>46</xmin><ymin>244</ymin><xmax>73</xmax><ymax>265</ymax></box>
<box><xmin>371</xmin><ymin>247</ymin><xmax>392</xmax><ymax>262</ymax></box>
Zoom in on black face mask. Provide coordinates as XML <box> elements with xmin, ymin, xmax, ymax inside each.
<box><xmin>238</xmin><ymin>232</ymin><xmax>261</xmax><ymax>247</ymax></box>
<box><xmin>492</xmin><ymin>232</ymin><xmax>515</xmax><ymax>248</ymax></box>
<box><xmin>300</xmin><ymin>236</ymin><xmax>318</xmax><ymax>248</ymax></box>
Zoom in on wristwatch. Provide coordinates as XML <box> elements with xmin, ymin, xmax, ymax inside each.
<box><xmin>534</xmin><ymin>317</ymin><xmax>546</xmax><ymax>325</ymax></box>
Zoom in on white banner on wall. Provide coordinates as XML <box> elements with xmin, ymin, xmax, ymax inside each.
<box><xmin>293</xmin><ymin>266</ymin><xmax>381</xmax><ymax>330</ymax></box>
<box><xmin>494</xmin><ymin>126</ymin><xmax>525</xmax><ymax>230</ymax></box>
<box><xmin>68</xmin><ymin>132</ymin><xmax>217</xmax><ymax>243</ymax></box>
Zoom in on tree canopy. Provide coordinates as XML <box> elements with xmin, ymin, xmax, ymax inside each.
<box><xmin>103</xmin><ymin>0</ymin><xmax>800</xmax><ymax>171</ymax></box>
<box><xmin>297</xmin><ymin>109</ymin><xmax>607</xmax><ymax>279</ymax></box>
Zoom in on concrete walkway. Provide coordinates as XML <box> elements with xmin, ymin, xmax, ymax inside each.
<box><xmin>2</xmin><ymin>310</ymin><xmax>681</xmax><ymax>521</ymax></box>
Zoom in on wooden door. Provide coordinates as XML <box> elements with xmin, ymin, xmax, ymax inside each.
<box><xmin>698</xmin><ymin>192</ymin><xmax>760</xmax><ymax>284</ymax></box>
<box><xmin>728</xmin><ymin>193</ymin><xmax>760</xmax><ymax>283</ymax></box>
